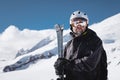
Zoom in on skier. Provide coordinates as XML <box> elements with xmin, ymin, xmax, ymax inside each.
<box><xmin>54</xmin><ymin>10</ymin><xmax>108</xmax><ymax>80</ymax></box>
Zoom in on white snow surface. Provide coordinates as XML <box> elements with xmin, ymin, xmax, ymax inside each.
<box><xmin>0</xmin><ymin>13</ymin><xmax>120</xmax><ymax>80</ymax></box>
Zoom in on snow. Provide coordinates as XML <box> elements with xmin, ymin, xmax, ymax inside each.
<box><xmin>0</xmin><ymin>56</ymin><xmax>57</xmax><ymax>80</ymax></box>
<box><xmin>0</xmin><ymin>13</ymin><xmax>120</xmax><ymax>80</ymax></box>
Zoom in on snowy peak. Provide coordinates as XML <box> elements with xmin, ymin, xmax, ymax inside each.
<box><xmin>90</xmin><ymin>13</ymin><xmax>120</xmax><ymax>43</ymax></box>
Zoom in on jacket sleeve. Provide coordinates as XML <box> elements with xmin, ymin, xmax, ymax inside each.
<box><xmin>72</xmin><ymin>39</ymin><xmax>103</xmax><ymax>72</ymax></box>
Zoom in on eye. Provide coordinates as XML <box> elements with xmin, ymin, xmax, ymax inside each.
<box><xmin>80</xmin><ymin>21</ymin><xmax>86</xmax><ymax>26</ymax></box>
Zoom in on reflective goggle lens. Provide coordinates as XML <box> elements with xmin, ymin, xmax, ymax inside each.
<box><xmin>73</xmin><ymin>20</ymin><xmax>86</xmax><ymax>27</ymax></box>
<box><xmin>72</xmin><ymin>18</ymin><xmax>87</xmax><ymax>27</ymax></box>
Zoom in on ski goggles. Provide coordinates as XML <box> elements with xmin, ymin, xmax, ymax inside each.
<box><xmin>72</xmin><ymin>18</ymin><xmax>87</xmax><ymax>27</ymax></box>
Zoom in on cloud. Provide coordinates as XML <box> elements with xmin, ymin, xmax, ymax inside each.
<box><xmin>0</xmin><ymin>25</ymin><xmax>44</xmax><ymax>59</ymax></box>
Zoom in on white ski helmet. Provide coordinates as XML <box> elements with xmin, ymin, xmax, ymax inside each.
<box><xmin>70</xmin><ymin>10</ymin><xmax>89</xmax><ymax>25</ymax></box>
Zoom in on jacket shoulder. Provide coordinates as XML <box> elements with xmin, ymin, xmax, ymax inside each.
<box><xmin>87</xmin><ymin>29</ymin><xmax>103</xmax><ymax>49</ymax></box>
<box><xmin>87</xmin><ymin>29</ymin><xmax>102</xmax><ymax>42</ymax></box>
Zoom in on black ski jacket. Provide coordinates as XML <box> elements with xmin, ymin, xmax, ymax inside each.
<box><xmin>63</xmin><ymin>28</ymin><xmax>108</xmax><ymax>80</ymax></box>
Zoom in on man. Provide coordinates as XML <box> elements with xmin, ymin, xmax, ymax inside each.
<box><xmin>54</xmin><ymin>10</ymin><xmax>108</xmax><ymax>80</ymax></box>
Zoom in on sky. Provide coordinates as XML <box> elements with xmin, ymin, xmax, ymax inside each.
<box><xmin>0</xmin><ymin>0</ymin><xmax>120</xmax><ymax>33</ymax></box>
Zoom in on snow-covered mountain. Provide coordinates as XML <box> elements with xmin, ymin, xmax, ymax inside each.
<box><xmin>0</xmin><ymin>13</ymin><xmax>120</xmax><ymax>80</ymax></box>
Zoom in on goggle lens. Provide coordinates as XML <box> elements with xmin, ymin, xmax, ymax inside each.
<box><xmin>72</xmin><ymin>18</ymin><xmax>87</xmax><ymax>27</ymax></box>
<box><xmin>73</xmin><ymin>20</ymin><xmax>86</xmax><ymax>27</ymax></box>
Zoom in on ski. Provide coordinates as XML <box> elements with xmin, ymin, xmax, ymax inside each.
<box><xmin>55</xmin><ymin>24</ymin><xmax>64</xmax><ymax>80</ymax></box>
<box><xmin>55</xmin><ymin>24</ymin><xmax>64</xmax><ymax>58</ymax></box>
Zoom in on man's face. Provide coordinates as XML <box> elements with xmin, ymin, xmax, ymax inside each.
<box><xmin>71</xmin><ymin>18</ymin><xmax>87</xmax><ymax>36</ymax></box>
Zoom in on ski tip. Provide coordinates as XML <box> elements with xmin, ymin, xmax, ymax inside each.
<box><xmin>54</xmin><ymin>24</ymin><xmax>64</xmax><ymax>31</ymax></box>
<box><xmin>54</xmin><ymin>24</ymin><xmax>60</xmax><ymax>29</ymax></box>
